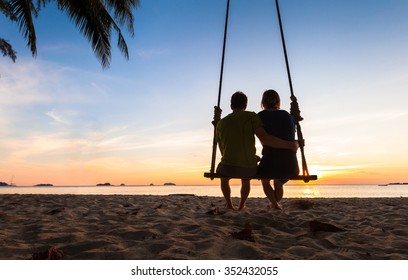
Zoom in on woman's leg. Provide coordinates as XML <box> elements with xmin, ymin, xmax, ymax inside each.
<box><xmin>262</xmin><ymin>179</ymin><xmax>281</xmax><ymax>210</ymax></box>
<box><xmin>273</xmin><ymin>180</ymin><xmax>285</xmax><ymax>202</ymax></box>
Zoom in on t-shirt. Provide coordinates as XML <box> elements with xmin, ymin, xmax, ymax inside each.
<box><xmin>216</xmin><ymin>111</ymin><xmax>263</xmax><ymax>168</ymax></box>
<box><xmin>258</xmin><ymin>109</ymin><xmax>295</xmax><ymax>155</ymax></box>
<box><xmin>257</xmin><ymin>109</ymin><xmax>298</xmax><ymax>177</ymax></box>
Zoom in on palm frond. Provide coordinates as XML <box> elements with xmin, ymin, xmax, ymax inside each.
<box><xmin>2</xmin><ymin>0</ymin><xmax>139</xmax><ymax>68</ymax></box>
<box><xmin>9</xmin><ymin>0</ymin><xmax>39</xmax><ymax>56</ymax></box>
<box><xmin>57</xmin><ymin>0</ymin><xmax>114</xmax><ymax>68</ymax></box>
<box><xmin>102</xmin><ymin>0</ymin><xmax>140</xmax><ymax>36</ymax></box>
<box><xmin>0</xmin><ymin>38</ymin><xmax>18</xmax><ymax>62</ymax></box>
<box><xmin>34</xmin><ymin>0</ymin><xmax>51</xmax><ymax>11</ymax></box>
<box><xmin>57</xmin><ymin>0</ymin><xmax>139</xmax><ymax>68</ymax></box>
<box><xmin>1</xmin><ymin>0</ymin><xmax>15</xmax><ymax>19</ymax></box>
<box><xmin>111</xmin><ymin>17</ymin><xmax>129</xmax><ymax>60</ymax></box>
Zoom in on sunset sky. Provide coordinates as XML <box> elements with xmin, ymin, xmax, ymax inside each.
<box><xmin>1</xmin><ymin>0</ymin><xmax>407</xmax><ymax>186</ymax></box>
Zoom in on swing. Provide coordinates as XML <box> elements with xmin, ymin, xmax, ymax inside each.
<box><xmin>204</xmin><ymin>0</ymin><xmax>317</xmax><ymax>183</ymax></box>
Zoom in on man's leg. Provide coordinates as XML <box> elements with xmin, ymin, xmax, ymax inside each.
<box><xmin>238</xmin><ymin>179</ymin><xmax>251</xmax><ymax>210</ymax></box>
<box><xmin>221</xmin><ymin>178</ymin><xmax>235</xmax><ymax>210</ymax></box>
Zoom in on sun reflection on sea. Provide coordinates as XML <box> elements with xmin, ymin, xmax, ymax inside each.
<box><xmin>301</xmin><ymin>186</ymin><xmax>321</xmax><ymax>198</ymax></box>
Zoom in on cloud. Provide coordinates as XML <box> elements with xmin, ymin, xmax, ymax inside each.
<box><xmin>45</xmin><ymin>110</ymin><xmax>71</xmax><ymax>125</ymax></box>
<box><xmin>0</xmin><ymin>60</ymin><xmax>85</xmax><ymax>106</ymax></box>
<box><xmin>0</xmin><ymin>59</ymin><xmax>122</xmax><ymax>109</ymax></box>
<box><xmin>0</xmin><ymin>61</ymin><xmax>53</xmax><ymax>105</ymax></box>
<box><xmin>317</xmin><ymin>164</ymin><xmax>380</xmax><ymax>172</ymax></box>
<box><xmin>90</xmin><ymin>82</ymin><xmax>109</xmax><ymax>98</ymax></box>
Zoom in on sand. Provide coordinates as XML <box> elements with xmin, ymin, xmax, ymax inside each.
<box><xmin>0</xmin><ymin>194</ymin><xmax>407</xmax><ymax>260</ymax></box>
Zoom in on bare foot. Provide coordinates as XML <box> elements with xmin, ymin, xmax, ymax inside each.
<box><xmin>225</xmin><ymin>203</ymin><xmax>236</xmax><ymax>210</ymax></box>
<box><xmin>268</xmin><ymin>202</ymin><xmax>283</xmax><ymax>210</ymax></box>
<box><xmin>237</xmin><ymin>203</ymin><xmax>246</xmax><ymax>211</ymax></box>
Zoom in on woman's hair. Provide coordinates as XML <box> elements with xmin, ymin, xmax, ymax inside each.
<box><xmin>261</xmin><ymin>89</ymin><xmax>280</xmax><ymax>109</ymax></box>
<box><xmin>231</xmin><ymin>91</ymin><xmax>248</xmax><ymax>109</ymax></box>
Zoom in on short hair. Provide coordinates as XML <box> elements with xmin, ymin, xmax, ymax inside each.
<box><xmin>231</xmin><ymin>91</ymin><xmax>247</xmax><ymax>109</ymax></box>
<box><xmin>261</xmin><ymin>89</ymin><xmax>280</xmax><ymax>109</ymax></box>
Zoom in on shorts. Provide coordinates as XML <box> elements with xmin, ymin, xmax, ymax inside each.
<box><xmin>216</xmin><ymin>163</ymin><xmax>258</xmax><ymax>179</ymax></box>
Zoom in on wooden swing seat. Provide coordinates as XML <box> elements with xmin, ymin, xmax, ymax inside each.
<box><xmin>204</xmin><ymin>172</ymin><xmax>317</xmax><ymax>182</ymax></box>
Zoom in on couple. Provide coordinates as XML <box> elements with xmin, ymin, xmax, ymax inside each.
<box><xmin>215</xmin><ymin>90</ymin><xmax>299</xmax><ymax>210</ymax></box>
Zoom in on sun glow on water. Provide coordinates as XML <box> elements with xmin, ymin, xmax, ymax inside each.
<box><xmin>300</xmin><ymin>186</ymin><xmax>321</xmax><ymax>198</ymax></box>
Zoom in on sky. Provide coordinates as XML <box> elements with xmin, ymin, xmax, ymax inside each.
<box><xmin>1</xmin><ymin>0</ymin><xmax>408</xmax><ymax>186</ymax></box>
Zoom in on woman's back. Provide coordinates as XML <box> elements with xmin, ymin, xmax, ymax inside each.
<box><xmin>258</xmin><ymin>109</ymin><xmax>299</xmax><ymax>177</ymax></box>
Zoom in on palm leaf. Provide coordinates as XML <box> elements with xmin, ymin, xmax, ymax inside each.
<box><xmin>9</xmin><ymin>0</ymin><xmax>39</xmax><ymax>56</ymax></box>
<box><xmin>2</xmin><ymin>0</ymin><xmax>139</xmax><ymax>68</ymax></box>
<box><xmin>0</xmin><ymin>38</ymin><xmax>17</xmax><ymax>62</ymax></box>
<box><xmin>102</xmin><ymin>0</ymin><xmax>140</xmax><ymax>35</ymax></box>
<box><xmin>0</xmin><ymin>0</ymin><xmax>16</xmax><ymax>19</ymax></box>
<box><xmin>56</xmin><ymin>0</ymin><xmax>139</xmax><ymax>68</ymax></box>
<box><xmin>56</xmin><ymin>0</ymin><xmax>112</xmax><ymax>67</ymax></box>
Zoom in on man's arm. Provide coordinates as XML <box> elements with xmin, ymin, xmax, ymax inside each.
<box><xmin>255</xmin><ymin>127</ymin><xmax>299</xmax><ymax>151</ymax></box>
<box><xmin>218</xmin><ymin>141</ymin><xmax>224</xmax><ymax>156</ymax></box>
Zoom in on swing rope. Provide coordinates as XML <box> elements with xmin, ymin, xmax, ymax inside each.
<box><xmin>275</xmin><ymin>0</ymin><xmax>310</xmax><ymax>179</ymax></box>
<box><xmin>210</xmin><ymin>0</ymin><xmax>230</xmax><ymax>175</ymax></box>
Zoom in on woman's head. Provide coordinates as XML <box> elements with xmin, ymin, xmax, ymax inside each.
<box><xmin>261</xmin><ymin>89</ymin><xmax>280</xmax><ymax>109</ymax></box>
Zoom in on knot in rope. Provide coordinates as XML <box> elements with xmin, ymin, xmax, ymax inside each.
<box><xmin>212</xmin><ymin>106</ymin><xmax>222</xmax><ymax>127</ymax></box>
<box><xmin>290</xmin><ymin>95</ymin><xmax>304</xmax><ymax>123</ymax></box>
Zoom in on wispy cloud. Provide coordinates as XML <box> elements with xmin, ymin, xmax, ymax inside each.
<box><xmin>45</xmin><ymin>110</ymin><xmax>71</xmax><ymax>125</ymax></box>
<box><xmin>90</xmin><ymin>82</ymin><xmax>109</xmax><ymax>98</ymax></box>
<box><xmin>0</xmin><ymin>60</ymin><xmax>84</xmax><ymax>106</ymax></box>
<box><xmin>0</xmin><ymin>61</ymin><xmax>53</xmax><ymax>105</ymax></box>
<box><xmin>0</xmin><ymin>59</ymin><xmax>124</xmax><ymax>108</ymax></box>
<box><xmin>317</xmin><ymin>164</ymin><xmax>380</xmax><ymax>172</ymax></box>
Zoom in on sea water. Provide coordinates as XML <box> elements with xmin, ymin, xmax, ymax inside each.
<box><xmin>0</xmin><ymin>184</ymin><xmax>407</xmax><ymax>198</ymax></box>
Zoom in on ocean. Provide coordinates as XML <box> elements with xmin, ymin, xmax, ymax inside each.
<box><xmin>1</xmin><ymin>184</ymin><xmax>407</xmax><ymax>198</ymax></box>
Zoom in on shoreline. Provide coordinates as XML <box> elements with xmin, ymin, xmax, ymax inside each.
<box><xmin>1</xmin><ymin>184</ymin><xmax>408</xmax><ymax>198</ymax></box>
<box><xmin>1</xmin><ymin>194</ymin><xmax>407</xmax><ymax>260</ymax></box>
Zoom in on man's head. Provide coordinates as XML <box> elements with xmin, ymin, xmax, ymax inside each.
<box><xmin>231</xmin><ymin>91</ymin><xmax>247</xmax><ymax>110</ymax></box>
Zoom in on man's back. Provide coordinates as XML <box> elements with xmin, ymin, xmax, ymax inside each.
<box><xmin>216</xmin><ymin>111</ymin><xmax>263</xmax><ymax>168</ymax></box>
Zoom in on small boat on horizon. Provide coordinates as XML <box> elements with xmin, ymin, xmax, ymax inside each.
<box><xmin>1</xmin><ymin>176</ymin><xmax>16</xmax><ymax>186</ymax></box>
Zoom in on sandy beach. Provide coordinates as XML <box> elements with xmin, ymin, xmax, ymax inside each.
<box><xmin>0</xmin><ymin>194</ymin><xmax>407</xmax><ymax>260</ymax></box>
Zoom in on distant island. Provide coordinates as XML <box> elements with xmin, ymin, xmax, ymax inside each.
<box><xmin>0</xmin><ymin>182</ymin><xmax>9</xmax><ymax>186</ymax></box>
<box><xmin>379</xmin><ymin>182</ymin><xmax>408</xmax><ymax>186</ymax></box>
<box><xmin>164</xmin><ymin>182</ymin><xmax>176</xmax><ymax>186</ymax></box>
<box><xmin>34</xmin><ymin>184</ymin><xmax>53</xmax><ymax>186</ymax></box>
<box><xmin>97</xmin><ymin>183</ymin><xmax>112</xmax><ymax>186</ymax></box>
